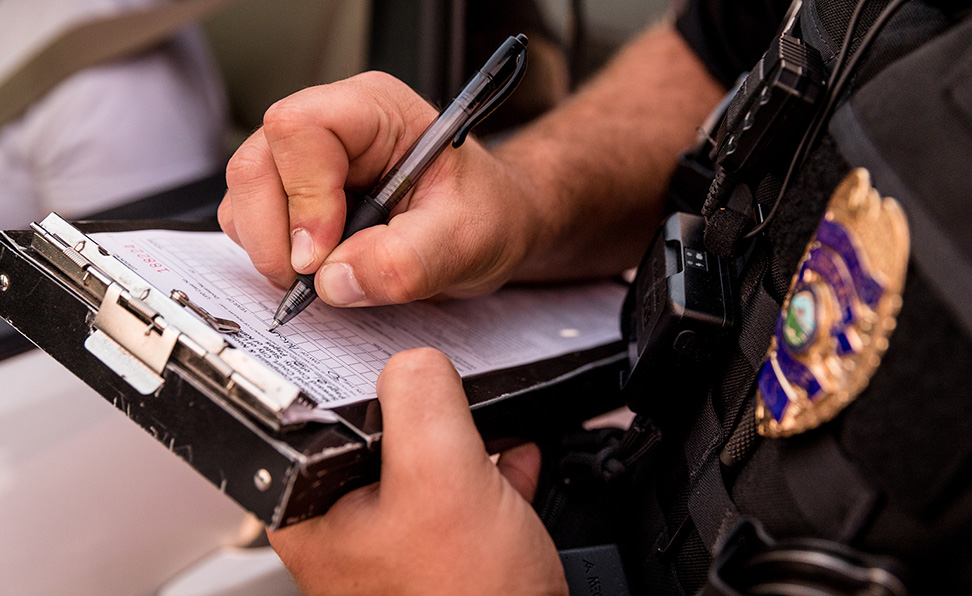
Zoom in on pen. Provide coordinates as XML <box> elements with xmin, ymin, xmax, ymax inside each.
<box><xmin>269</xmin><ymin>33</ymin><xmax>529</xmax><ymax>331</ymax></box>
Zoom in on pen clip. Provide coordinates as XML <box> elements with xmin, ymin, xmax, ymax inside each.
<box><xmin>452</xmin><ymin>35</ymin><xmax>528</xmax><ymax>148</ymax></box>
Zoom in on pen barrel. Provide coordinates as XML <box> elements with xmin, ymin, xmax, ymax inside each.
<box><xmin>367</xmin><ymin>35</ymin><xmax>527</xmax><ymax>213</ymax></box>
<box><xmin>369</xmin><ymin>99</ymin><xmax>473</xmax><ymax>212</ymax></box>
<box><xmin>341</xmin><ymin>194</ymin><xmax>391</xmax><ymax>241</ymax></box>
<box><xmin>294</xmin><ymin>272</ymin><xmax>316</xmax><ymax>288</ymax></box>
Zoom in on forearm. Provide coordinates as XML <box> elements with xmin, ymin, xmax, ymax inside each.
<box><xmin>498</xmin><ymin>23</ymin><xmax>726</xmax><ymax>281</ymax></box>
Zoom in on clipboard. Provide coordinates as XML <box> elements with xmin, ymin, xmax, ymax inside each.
<box><xmin>0</xmin><ymin>214</ymin><xmax>626</xmax><ymax>529</ymax></box>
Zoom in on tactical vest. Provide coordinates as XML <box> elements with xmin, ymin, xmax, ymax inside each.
<box><xmin>540</xmin><ymin>2</ymin><xmax>972</xmax><ymax>594</ymax></box>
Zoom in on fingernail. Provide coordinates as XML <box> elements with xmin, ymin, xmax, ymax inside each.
<box><xmin>290</xmin><ymin>228</ymin><xmax>316</xmax><ymax>271</ymax></box>
<box><xmin>319</xmin><ymin>263</ymin><xmax>366</xmax><ymax>305</ymax></box>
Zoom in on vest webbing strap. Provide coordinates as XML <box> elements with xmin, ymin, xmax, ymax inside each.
<box><xmin>0</xmin><ymin>0</ymin><xmax>235</xmax><ymax>129</ymax></box>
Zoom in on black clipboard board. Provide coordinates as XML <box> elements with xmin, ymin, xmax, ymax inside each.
<box><xmin>0</xmin><ymin>214</ymin><xmax>626</xmax><ymax>529</ymax></box>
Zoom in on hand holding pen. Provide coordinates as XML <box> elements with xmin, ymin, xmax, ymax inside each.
<box><xmin>256</xmin><ymin>34</ymin><xmax>529</xmax><ymax>329</ymax></box>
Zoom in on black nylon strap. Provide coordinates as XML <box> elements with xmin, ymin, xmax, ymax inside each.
<box><xmin>685</xmin><ymin>241</ymin><xmax>781</xmax><ymax>553</ymax></box>
<box><xmin>735</xmin><ymin>285</ymin><xmax>780</xmax><ymax>373</ymax></box>
<box><xmin>686</xmin><ymin>396</ymin><xmax>742</xmax><ymax>556</ymax></box>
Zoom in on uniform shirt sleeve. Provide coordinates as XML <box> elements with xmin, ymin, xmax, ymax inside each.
<box><xmin>674</xmin><ymin>0</ymin><xmax>793</xmax><ymax>88</ymax></box>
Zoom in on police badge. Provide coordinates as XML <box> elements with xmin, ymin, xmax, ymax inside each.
<box><xmin>755</xmin><ymin>169</ymin><xmax>910</xmax><ymax>437</ymax></box>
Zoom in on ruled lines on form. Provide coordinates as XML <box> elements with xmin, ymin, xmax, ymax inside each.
<box><xmin>92</xmin><ymin>230</ymin><xmax>625</xmax><ymax>408</ymax></box>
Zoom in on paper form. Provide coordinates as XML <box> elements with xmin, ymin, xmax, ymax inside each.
<box><xmin>90</xmin><ymin>230</ymin><xmax>625</xmax><ymax>408</ymax></box>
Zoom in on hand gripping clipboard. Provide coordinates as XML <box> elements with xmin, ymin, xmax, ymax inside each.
<box><xmin>0</xmin><ymin>214</ymin><xmax>626</xmax><ymax>529</ymax></box>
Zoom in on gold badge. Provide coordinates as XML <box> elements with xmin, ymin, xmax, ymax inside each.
<box><xmin>756</xmin><ymin>168</ymin><xmax>909</xmax><ymax>437</ymax></box>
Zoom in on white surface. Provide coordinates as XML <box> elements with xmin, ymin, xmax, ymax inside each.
<box><xmin>158</xmin><ymin>546</ymin><xmax>302</xmax><ymax>596</ymax></box>
<box><xmin>0</xmin><ymin>349</ymin><xmax>254</xmax><ymax>596</ymax></box>
<box><xmin>91</xmin><ymin>229</ymin><xmax>627</xmax><ymax>408</ymax></box>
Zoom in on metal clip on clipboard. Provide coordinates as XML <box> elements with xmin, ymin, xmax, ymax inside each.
<box><xmin>29</xmin><ymin>213</ymin><xmax>351</xmax><ymax>432</ymax></box>
<box><xmin>0</xmin><ymin>214</ymin><xmax>388</xmax><ymax>528</ymax></box>
<box><xmin>0</xmin><ymin>214</ymin><xmax>627</xmax><ymax>528</ymax></box>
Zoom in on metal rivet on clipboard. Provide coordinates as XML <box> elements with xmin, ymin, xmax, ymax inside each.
<box><xmin>170</xmin><ymin>290</ymin><xmax>241</xmax><ymax>334</ymax></box>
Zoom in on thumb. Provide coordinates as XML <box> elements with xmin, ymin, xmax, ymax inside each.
<box><xmin>496</xmin><ymin>442</ymin><xmax>543</xmax><ymax>502</ymax></box>
<box><xmin>375</xmin><ymin>348</ymin><xmax>489</xmax><ymax>495</ymax></box>
<box><xmin>314</xmin><ymin>214</ymin><xmax>439</xmax><ymax>307</ymax></box>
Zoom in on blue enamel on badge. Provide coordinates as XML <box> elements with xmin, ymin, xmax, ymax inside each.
<box><xmin>756</xmin><ymin>169</ymin><xmax>910</xmax><ymax>437</ymax></box>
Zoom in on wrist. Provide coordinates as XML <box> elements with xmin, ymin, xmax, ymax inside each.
<box><xmin>492</xmin><ymin>133</ymin><xmax>571</xmax><ymax>279</ymax></box>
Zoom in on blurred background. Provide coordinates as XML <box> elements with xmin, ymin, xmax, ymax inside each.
<box><xmin>0</xmin><ymin>1</ymin><xmax>664</xmax><ymax>594</ymax></box>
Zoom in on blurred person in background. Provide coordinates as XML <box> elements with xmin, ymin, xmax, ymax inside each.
<box><xmin>0</xmin><ymin>0</ymin><xmax>229</xmax><ymax>229</ymax></box>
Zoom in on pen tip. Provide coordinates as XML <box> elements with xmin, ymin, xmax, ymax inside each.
<box><xmin>268</xmin><ymin>320</ymin><xmax>281</xmax><ymax>332</ymax></box>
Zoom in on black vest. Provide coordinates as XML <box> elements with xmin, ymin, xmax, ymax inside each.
<box><xmin>621</xmin><ymin>2</ymin><xmax>972</xmax><ymax>594</ymax></box>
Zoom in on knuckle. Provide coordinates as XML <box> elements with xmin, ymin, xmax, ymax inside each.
<box><xmin>355</xmin><ymin>71</ymin><xmax>434</xmax><ymax>126</ymax></box>
<box><xmin>355</xmin><ymin>69</ymin><xmax>396</xmax><ymax>86</ymax></box>
<box><xmin>216</xmin><ymin>198</ymin><xmax>231</xmax><ymax>226</ymax></box>
<box><xmin>261</xmin><ymin>99</ymin><xmax>305</xmax><ymax>137</ymax></box>
<box><xmin>261</xmin><ymin>92</ymin><xmax>328</xmax><ymax>147</ymax></box>
<box><xmin>225</xmin><ymin>142</ymin><xmax>270</xmax><ymax>189</ymax></box>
